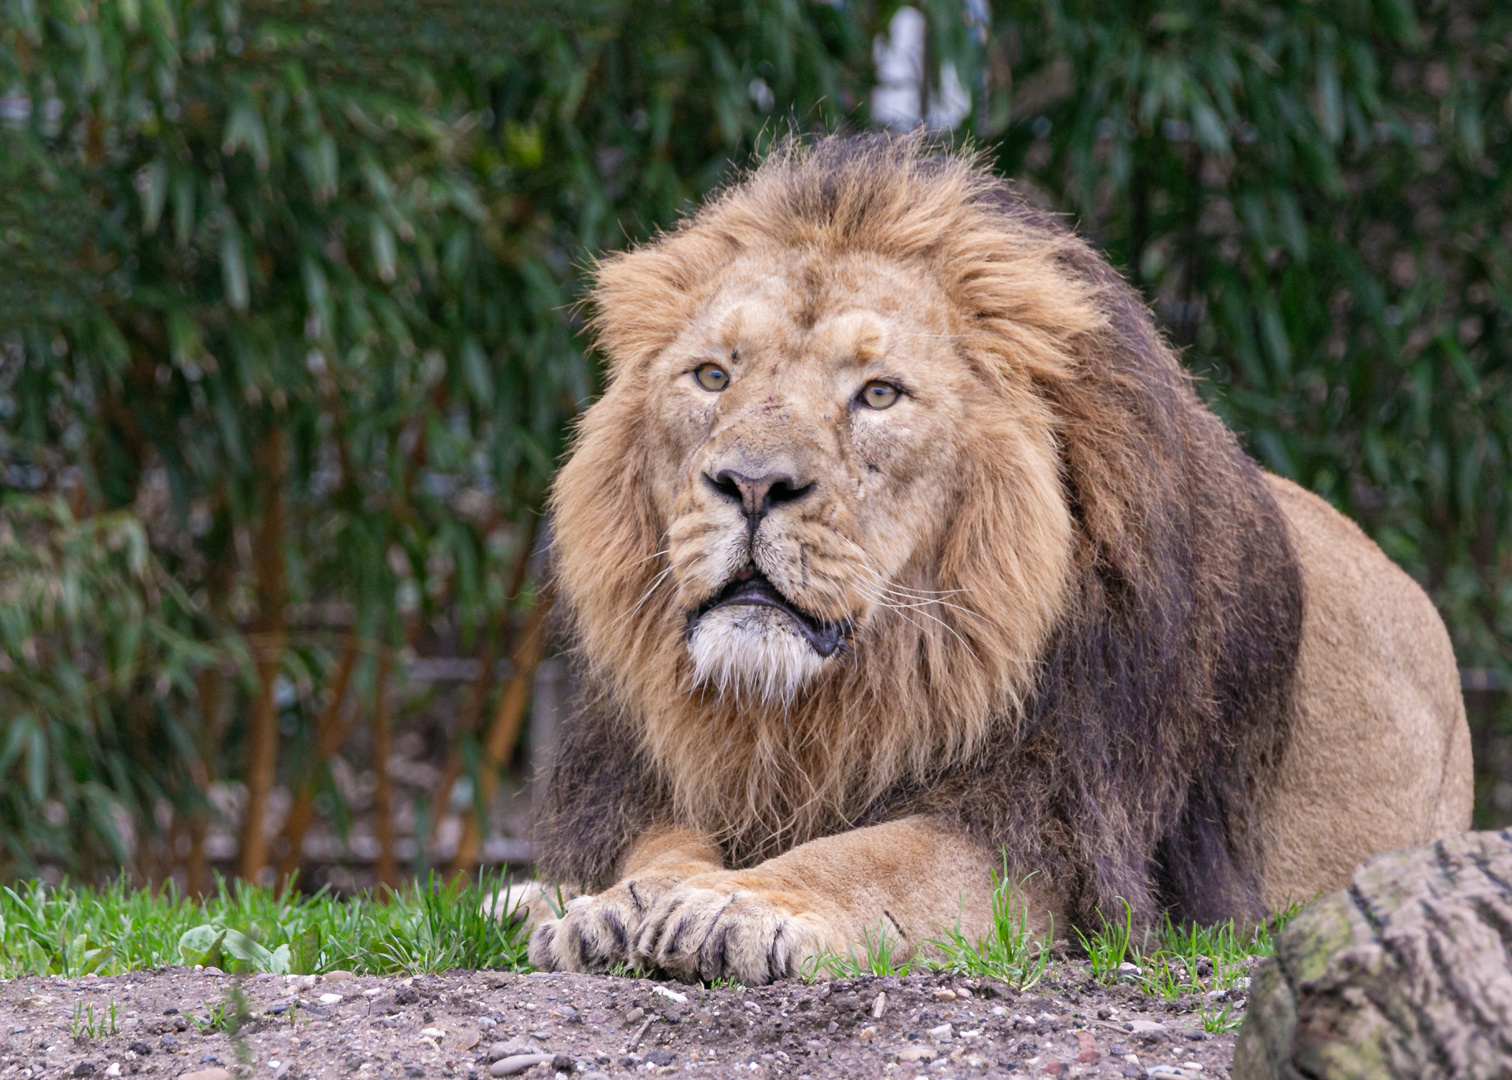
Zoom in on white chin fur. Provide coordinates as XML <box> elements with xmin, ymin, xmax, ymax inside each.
<box><xmin>688</xmin><ymin>605</ymin><xmax>827</xmax><ymax>706</ymax></box>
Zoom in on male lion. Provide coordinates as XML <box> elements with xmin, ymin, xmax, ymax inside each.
<box><xmin>523</xmin><ymin>136</ymin><xmax>1472</xmax><ymax>985</ymax></box>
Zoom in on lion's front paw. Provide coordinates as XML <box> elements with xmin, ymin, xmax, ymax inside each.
<box><xmin>527</xmin><ymin>876</ymin><xmax>675</xmax><ymax>973</ymax></box>
<box><xmin>631</xmin><ymin>874</ymin><xmax>835</xmax><ymax>985</ymax></box>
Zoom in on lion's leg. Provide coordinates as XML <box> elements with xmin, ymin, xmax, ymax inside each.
<box><xmin>1259</xmin><ymin>476</ymin><xmax>1474</xmax><ymax>911</ymax></box>
<box><xmin>632</xmin><ymin>816</ymin><xmax>1054</xmax><ymax>985</ymax></box>
<box><xmin>528</xmin><ymin>827</ymin><xmax>723</xmax><ymax>973</ymax></box>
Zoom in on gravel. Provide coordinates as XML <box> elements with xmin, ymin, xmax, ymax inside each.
<box><xmin>0</xmin><ymin>962</ymin><xmax>1246</xmax><ymax>1079</ymax></box>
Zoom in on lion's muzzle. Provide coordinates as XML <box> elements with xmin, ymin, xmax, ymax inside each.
<box><xmin>693</xmin><ymin>571</ymin><xmax>847</xmax><ymax>657</ymax></box>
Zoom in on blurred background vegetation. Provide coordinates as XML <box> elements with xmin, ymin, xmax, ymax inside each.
<box><xmin>0</xmin><ymin>0</ymin><xmax>1508</xmax><ymax>890</ymax></box>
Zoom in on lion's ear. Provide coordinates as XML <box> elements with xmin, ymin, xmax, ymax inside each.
<box><xmin>589</xmin><ymin>227</ymin><xmax>743</xmax><ymax>373</ymax></box>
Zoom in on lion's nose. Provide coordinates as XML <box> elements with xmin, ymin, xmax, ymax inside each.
<box><xmin>707</xmin><ymin>469</ymin><xmax>814</xmax><ymax>525</ymax></box>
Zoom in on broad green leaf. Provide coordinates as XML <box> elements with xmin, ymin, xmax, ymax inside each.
<box><xmin>177</xmin><ymin>924</ymin><xmax>226</xmax><ymax>967</ymax></box>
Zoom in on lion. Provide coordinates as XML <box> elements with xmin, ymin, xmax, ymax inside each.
<box><xmin>520</xmin><ymin>135</ymin><xmax>1472</xmax><ymax>985</ymax></box>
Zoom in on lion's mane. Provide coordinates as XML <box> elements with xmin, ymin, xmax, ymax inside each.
<box><xmin>538</xmin><ymin>136</ymin><xmax>1303</xmax><ymax>929</ymax></box>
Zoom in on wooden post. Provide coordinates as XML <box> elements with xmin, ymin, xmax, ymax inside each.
<box><xmin>372</xmin><ymin>646</ymin><xmax>397</xmax><ymax>889</ymax></box>
<box><xmin>238</xmin><ymin>429</ymin><xmax>288</xmax><ymax>884</ymax></box>
<box><xmin>185</xmin><ymin>663</ymin><xmax>222</xmax><ymax>897</ymax></box>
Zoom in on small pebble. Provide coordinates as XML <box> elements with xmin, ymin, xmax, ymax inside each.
<box><xmin>871</xmin><ymin>992</ymin><xmax>887</xmax><ymax>1019</ymax></box>
<box><xmin>928</xmin><ymin>1023</ymin><xmax>954</xmax><ymax>1043</ymax></box>
<box><xmin>488</xmin><ymin>1054</ymin><xmax>554</xmax><ymax>1077</ymax></box>
<box><xmin>487</xmin><ymin>1042</ymin><xmax>538</xmax><ymax>1062</ymax></box>
<box><xmin>955</xmin><ymin>986</ymin><xmax>973</xmax><ymax>999</ymax></box>
<box><xmin>932</xmin><ymin>988</ymin><xmax>957</xmax><ymax>1001</ymax></box>
<box><xmin>420</xmin><ymin>1028</ymin><xmax>445</xmax><ymax>1040</ymax></box>
<box><xmin>322</xmin><ymin>970</ymin><xmax>356</xmax><ymax>982</ymax></box>
<box><xmin>623</xmin><ymin>1007</ymin><xmax>645</xmax><ymax>1025</ymax></box>
<box><xmin>104</xmin><ymin>1066</ymin><xmax>120</xmax><ymax>1078</ymax></box>
<box><xmin>858</xmin><ymin>1027</ymin><xmax>877</xmax><ymax>1041</ymax></box>
<box><xmin>319</xmin><ymin>993</ymin><xmax>344</xmax><ymax>1005</ymax></box>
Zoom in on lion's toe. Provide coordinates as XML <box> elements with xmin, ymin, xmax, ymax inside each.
<box><xmin>530</xmin><ymin>892</ymin><xmax>643</xmax><ymax>973</ymax></box>
<box><xmin>634</xmin><ymin>883</ymin><xmax>821</xmax><ymax>985</ymax></box>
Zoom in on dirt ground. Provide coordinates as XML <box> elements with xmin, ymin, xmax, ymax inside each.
<box><xmin>0</xmin><ymin>962</ymin><xmax>1249</xmax><ymax>1080</ymax></box>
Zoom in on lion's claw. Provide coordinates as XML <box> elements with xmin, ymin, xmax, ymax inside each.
<box><xmin>631</xmin><ymin>877</ymin><xmax>829</xmax><ymax>985</ymax></box>
<box><xmin>527</xmin><ymin>875</ymin><xmax>689</xmax><ymax>973</ymax></box>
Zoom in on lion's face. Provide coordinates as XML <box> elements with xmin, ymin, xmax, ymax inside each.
<box><xmin>552</xmin><ymin>142</ymin><xmax>1099</xmax><ymax>843</ymax></box>
<box><xmin>632</xmin><ymin>250</ymin><xmax>1019</xmax><ymax>703</ymax></box>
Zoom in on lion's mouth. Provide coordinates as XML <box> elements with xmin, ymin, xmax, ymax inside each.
<box><xmin>693</xmin><ymin>571</ymin><xmax>848</xmax><ymax>658</ymax></box>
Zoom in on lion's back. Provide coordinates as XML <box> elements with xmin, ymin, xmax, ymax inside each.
<box><xmin>1260</xmin><ymin>474</ymin><xmax>1473</xmax><ymax>910</ymax></box>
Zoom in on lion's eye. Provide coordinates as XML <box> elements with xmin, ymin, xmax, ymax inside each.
<box><xmin>859</xmin><ymin>380</ymin><xmax>900</xmax><ymax>410</ymax></box>
<box><xmin>694</xmin><ymin>363</ymin><xmax>729</xmax><ymax>392</ymax></box>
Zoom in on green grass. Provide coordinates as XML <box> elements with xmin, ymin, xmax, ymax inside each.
<box><xmin>0</xmin><ymin>872</ymin><xmax>530</xmax><ymax>978</ymax></box>
<box><xmin>0</xmin><ymin>870</ymin><xmax>1296</xmax><ymax>994</ymax></box>
<box><xmin>802</xmin><ymin>870</ymin><xmax>1290</xmax><ymax>1003</ymax></box>
<box><xmin>71</xmin><ymin>1000</ymin><xmax>118</xmax><ymax>1040</ymax></box>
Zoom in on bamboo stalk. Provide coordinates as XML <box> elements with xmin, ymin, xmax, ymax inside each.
<box><xmin>186</xmin><ymin>487</ymin><xmax>234</xmax><ymax>897</ymax></box>
<box><xmin>446</xmin><ymin>585</ymin><xmax>553</xmax><ymax>877</ymax></box>
<box><xmin>372</xmin><ymin>645</ymin><xmax>397</xmax><ymax>889</ymax></box>
<box><xmin>274</xmin><ymin>634</ymin><xmax>359</xmax><ymax>889</ymax></box>
<box><xmin>239</xmin><ymin>429</ymin><xmax>289</xmax><ymax>883</ymax></box>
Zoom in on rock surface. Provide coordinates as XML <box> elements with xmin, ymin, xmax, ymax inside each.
<box><xmin>1234</xmin><ymin>828</ymin><xmax>1512</xmax><ymax>1080</ymax></box>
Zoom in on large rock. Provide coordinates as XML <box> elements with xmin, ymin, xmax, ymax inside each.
<box><xmin>1234</xmin><ymin>829</ymin><xmax>1512</xmax><ymax>1079</ymax></box>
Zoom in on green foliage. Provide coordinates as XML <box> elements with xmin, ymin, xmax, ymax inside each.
<box><xmin>71</xmin><ymin>999</ymin><xmax>117</xmax><ymax>1042</ymax></box>
<box><xmin>1201</xmin><ymin>1000</ymin><xmax>1241</xmax><ymax>1034</ymax></box>
<box><xmin>805</xmin><ymin>922</ymin><xmax>916</xmax><ymax>980</ymax></box>
<box><xmin>2</xmin><ymin>0</ymin><xmax>1509</xmax><ymax>879</ymax></box>
<box><xmin>0</xmin><ymin>871</ymin><xmax>529</xmax><ymax>976</ymax></box>
<box><xmin>0</xmin><ymin>496</ymin><xmax>223</xmax><ymax>876</ymax></box>
<box><xmin>922</xmin><ymin>870</ymin><xmax>1052</xmax><ymax>991</ymax></box>
<box><xmin>984</xmin><ymin>0</ymin><xmax>1512</xmax><ymax>678</ymax></box>
<box><xmin>1072</xmin><ymin>897</ymin><xmax>1133</xmax><ymax>982</ymax></box>
<box><xmin>0</xmin><ymin>0</ymin><xmax>878</xmax><ymax>881</ymax></box>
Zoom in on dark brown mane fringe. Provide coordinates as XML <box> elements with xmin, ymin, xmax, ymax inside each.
<box><xmin>535</xmin><ymin>135</ymin><xmax>1304</xmax><ymax>933</ymax></box>
<box><xmin>874</xmin><ymin>235</ymin><xmax>1303</xmax><ymax>928</ymax></box>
